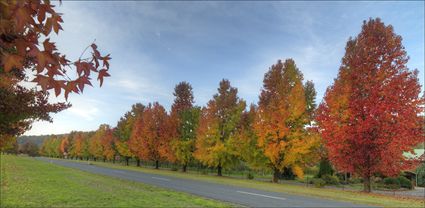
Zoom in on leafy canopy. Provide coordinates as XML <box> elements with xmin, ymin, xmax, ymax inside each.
<box><xmin>316</xmin><ymin>18</ymin><xmax>424</xmax><ymax>191</ymax></box>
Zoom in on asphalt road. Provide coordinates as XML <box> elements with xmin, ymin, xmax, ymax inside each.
<box><xmin>36</xmin><ymin>157</ymin><xmax>370</xmax><ymax>207</ymax></box>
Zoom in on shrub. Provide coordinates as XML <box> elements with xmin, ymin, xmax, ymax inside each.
<box><xmin>247</xmin><ymin>173</ymin><xmax>254</xmax><ymax>180</ymax></box>
<box><xmin>397</xmin><ymin>176</ymin><xmax>412</xmax><ymax>189</ymax></box>
<box><xmin>383</xmin><ymin>177</ymin><xmax>401</xmax><ymax>190</ymax></box>
<box><xmin>336</xmin><ymin>173</ymin><xmax>345</xmax><ymax>183</ymax></box>
<box><xmin>312</xmin><ymin>178</ymin><xmax>326</xmax><ymax>188</ymax></box>
<box><xmin>348</xmin><ymin>177</ymin><xmax>363</xmax><ymax>184</ymax></box>
<box><xmin>317</xmin><ymin>159</ymin><xmax>334</xmax><ymax>178</ymax></box>
<box><xmin>321</xmin><ymin>174</ymin><xmax>339</xmax><ymax>185</ymax></box>
<box><xmin>171</xmin><ymin>167</ymin><xmax>178</xmax><ymax>171</ymax></box>
<box><xmin>373</xmin><ymin>177</ymin><xmax>383</xmax><ymax>184</ymax></box>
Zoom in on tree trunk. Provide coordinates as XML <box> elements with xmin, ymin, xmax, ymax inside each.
<box><xmin>113</xmin><ymin>157</ymin><xmax>115</xmax><ymax>164</ymax></box>
<box><xmin>363</xmin><ymin>176</ymin><xmax>371</xmax><ymax>192</ymax></box>
<box><xmin>125</xmin><ymin>157</ymin><xmax>129</xmax><ymax>166</ymax></box>
<box><xmin>155</xmin><ymin>160</ymin><xmax>159</xmax><ymax>169</ymax></box>
<box><xmin>272</xmin><ymin>168</ymin><xmax>280</xmax><ymax>183</ymax></box>
<box><xmin>217</xmin><ymin>165</ymin><xmax>222</xmax><ymax>176</ymax></box>
<box><xmin>93</xmin><ymin>157</ymin><xmax>96</xmax><ymax>162</ymax></box>
<box><xmin>103</xmin><ymin>157</ymin><xmax>106</xmax><ymax>162</ymax></box>
<box><xmin>182</xmin><ymin>164</ymin><xmax>187</xmax><ymax>172</ymax></box>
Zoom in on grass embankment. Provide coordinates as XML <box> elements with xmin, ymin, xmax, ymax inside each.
<box><xmin>0</xmin><ymin>155</ymin><xmax>233</xmax><ymax>207</ymax></box>
<box><xmin>83</xmin><ymin>159</ymin><xmax>424</xmax><ymax>208</ymax></box>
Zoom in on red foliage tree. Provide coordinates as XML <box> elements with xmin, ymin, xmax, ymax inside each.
<box><xmin>59</xmin><ymin>136</ymin><xmax>69</xmax><ymax>157</ymax></box>
<box><xmin>316</xmin><ymin>18</ymin><xmax>424</xmax><ymax>192</ymax></box>
<box><xmin>101</xmin><ymin>127</ymin><xmax>117</xmax><ymax>162</ymax></box>
<box><xmin>129</xmin><ymin>102</ymin><xmax>173</xmax><ymax>169</ymax></box>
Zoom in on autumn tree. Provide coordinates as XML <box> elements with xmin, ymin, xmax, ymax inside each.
<box><xmin>0</xmin><ymin>0</ymin><xmax>110</xmax><ymax>147</ymax></box>
<box><xmin>39</xmin><ymin>136</ymin><xmax>61</xmax><ymax>157</ymax></box>
<box><xmin>66</xmin><ymin>131</ymin><xmax>77</xmax><ymax>159</ymax></box>
<box><xmin>101</xmin><ymin>126</ymin><xmax>116</xmax><ymax>162</ymax></box>
<box><xmin>316</xmin><ymin>18</ymin><xmax>424</xmax><ymax>192</ymax></box>
<box><xmin>172</xmin><ymin>108</ymin><xmax>200</xmax><ymax>172</ymax></box>
<box><xmin>170</xmin><ymin>82</ymin><xmax>199</xmax><ymax>172</ymax></box>
<box><xmin>129</xmin><ymin>102</ymin><xmax>173</xmax><ymax>169</ymax></box>
<box><xmin>255</xmin><ymin>59</ymin><xmax>319</xmax><ymax>183</ymax></box>
<box><xmin>234</xmin><ymin>104</ymin><xmax>268</xmax><ymax>170</ymax></box>
<box><xmin>194</xmin><ymin>79</ymin><xmax>246</xmax><ymax>176</ymax></box>
<box><xmin>59</xmin><ymin>136</ymin><xmax>69</xmax><ymax>158</ymax></box>
<box><xmin>114</xmin><ymin>103</ymin><xmax>145</xmax><ymax>165</ymax></box>
<box><xmin>89</xmin><ymin>125</ymin><xmax>112</xmax><ymax>161</ymax></box>
<box><xmin>69</xmin><ymin>132</ymin><xmax>89</xmax><ymax>160</ymax></box>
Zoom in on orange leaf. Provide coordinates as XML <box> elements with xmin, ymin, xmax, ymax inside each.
<box><xmin>14</xmin><ymin>7</ymin><xmax>34</xmax><ymax>32</ymax></box>
<box><xmin>3</xmin><ymin>54</ymin><xmax>24</xmax><ymax>72</ymax></box>
<box><xmin>43</xmin><ymin>17</ymin><xmax>53</xmax><ymax>35</ymax></box>
<box><xmin>36</xmin><ymin>52</ymin><xmax>46</xmax><ymax>73</ymax></box>
<box><xmin>43</xmin><ymin>38</ymin><xmax>56</xmax><ymax>52</ymax></box>
<box><xmin>97</xmin><ymin>69</ymin><xmax>110</xmax><ymax>87</ymax></box>
<box><xmin>32</xmin><ymin>75</ymin><xmax>49</xmax><ymax>91</ymax></box>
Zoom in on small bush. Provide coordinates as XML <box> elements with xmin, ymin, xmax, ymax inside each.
<box><xmin>307</xmin><ymin>177</ymin><xmax>315</xmax><ymax>184</ymax></box>
<box><xmin>247</xmin><ymin>173</ymin><xmax>254</xmax><ymax>180</ymax></box>
<box><xmin>336</xmin><ymin>173</ymin><xmax>346</xmax><ymax>183</ymax></box>
<box><xmin>373</xmin><ymin>177</ymin><xmax>383</xmax><ymax>184</ymax></box>
<box><xmin>304</xmin><ymin>176</ymin><xmax>314</xmax><ymax>184</ymax></box>
<box><xmin>397</xmin><ymin>176</ymin><xmax>412</xmax><ymax>189</ymax></box>
<box><xmin>383</xmin><ymin>177</ymin><xmax>401</xmax><ymax>190</ymax></box>
<box><xmin>321</xmin><ymin>174</ymin><xmax>339</xmax><ymax>185</ymax></box>
<box><xmin>171</xmin><ymin>167</ymin><xmax>178</xmax><ymax>171</ymax></box>
<box><xmin>348</xmin><ymin>177</ymin><xmax>363</xmax><ymax>184</ymax></box>
<box><xmin>312</xmin><ymin>178</ymin><xmax>326</xmax><ymax>188</ymax></box>
<box><xmin>317</xmin><ymin>159</ymin><xmax>334</xmax><ymax>178</ymax></box>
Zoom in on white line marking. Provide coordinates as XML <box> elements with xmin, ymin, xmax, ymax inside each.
<box><xmin>152</xmin><ymin>177</ymin><xmax>171</xmax><ymax>181</ymax></box>
<box><xmin>236</xmin><ymin>191</ymin><xmax>286</xmax><ymax>200</ymax></box>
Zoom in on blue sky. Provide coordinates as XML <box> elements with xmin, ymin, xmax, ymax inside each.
<box><xmin>26</xmin><ymin>1</ymin><xmax>424</xmax><ymax>135</ymax></box>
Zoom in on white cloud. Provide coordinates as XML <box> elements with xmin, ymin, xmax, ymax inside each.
<box><xmin>68</xmin><ymin>106</ymin><xmax>99</xmax><ymax>121</ymax></box>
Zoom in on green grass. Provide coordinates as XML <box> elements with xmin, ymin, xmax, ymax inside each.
<box><xmin>0</xmin><ymin>155</ymin><xmax>234</xmax><ymax>207</ymax></box>
<box><xmin>81</xmin><ymin>159</ymin><xmax>424</xmax><ymax>208</ymax></box>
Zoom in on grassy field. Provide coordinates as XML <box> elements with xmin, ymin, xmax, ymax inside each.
<box><xmin>81</xmin><ymin>159</ymin><xmax>424</xmax><ymax>208</ymax></box>
<box><xmin>0</xmin><ymin>155</ymin><xmax>233</xmax><ymax>207</ymax></box>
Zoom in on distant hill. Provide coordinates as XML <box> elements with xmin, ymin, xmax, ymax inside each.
<box><xmin>18</xmin><ymin>134</ymin><xmax>67</xmax><ymax>147</ymax></box>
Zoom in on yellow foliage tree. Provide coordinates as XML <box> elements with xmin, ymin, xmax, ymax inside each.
<box><xmin>255</xmin><ymin>59</ymin><xmax>319</xmax><ymax>182</ymax></box>
<box><xmin>194</xmin><ymin>79</ymin><xmax>246</xmax><ymax>176</ymax></box>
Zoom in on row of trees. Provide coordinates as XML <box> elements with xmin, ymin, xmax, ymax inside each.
<box><xmin>38</xmin><ymin>18</ymin><xmax>424</xmax><ymax>192</ymax></box>
<box><xmin>41</xmin><ymin>64</ymin><xmax>319</xmax><ymax>183</ymax></box>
